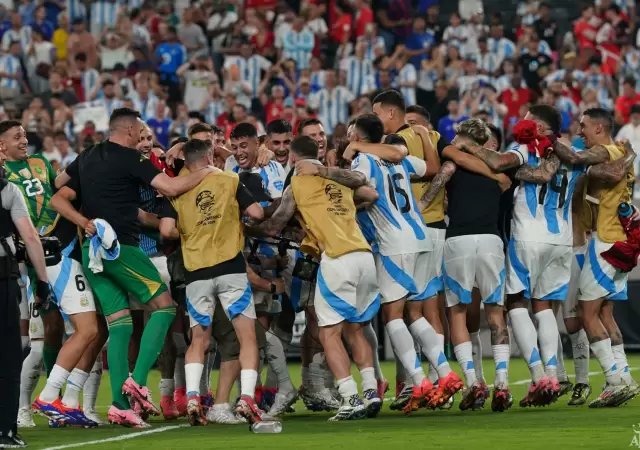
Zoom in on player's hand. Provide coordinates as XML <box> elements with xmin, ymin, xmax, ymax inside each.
<box><xmin>342</xmin><ymin>142</ymin><xmax>359</xmax><ymax>163</ymax></box>
<box><xmin>84</xmin><ymin>220</ymin><xmax>97</xmax><ymax>237</ymax></box>
<box><xmin>628</xmin><ymin>206</ymin><xmax>640</xmax><ymax>228</ymax></box>
<box><xmin>271</xmin><ymin>278</ymin><xmax>285</xmax><ymax>295</ymax></box>
<box><xmin>276</xmin><ymin>254</ymin><xmax>289</xmax><ymax>271</ymax></box>
<box><xmin>256</xmin><ymin>146</ymin><xmax>275</xmax><ymax>167</ymax></box>
<box><xmin>34</xmin><ymin>280</ymin><xmax>50</xmax><ymax>310</ymax></box>
<box><xmin>295</xmin><ymin>160</ymin><xmax>321</xmax><ymax>176</ymax></box>
<box><xmin>325</xmin><ymin>149</ymin><xmax>338</xmax><ymax>167</ymax></box>
<box><xmin>495</xmin><ymin>173</ymin><xmax>512</xmax><ymax>192</ymax></box>
<box><xmin>165</xmin><ymin>142</ymin><xmax>185</xmax><ymax>167</ymax></box>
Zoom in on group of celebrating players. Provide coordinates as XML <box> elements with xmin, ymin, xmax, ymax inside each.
<box><xmin>4</xmin><ymin>87</ymin><xmax>639</xmax><ymax>433</ymax></box>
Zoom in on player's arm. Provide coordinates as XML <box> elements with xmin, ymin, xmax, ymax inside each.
<box><xmin>515</xmin><ymin>153</ymin><xmax>561</xmax><ymax>184</ymax></box>
<box><xmin>418</xmin><ymin>161</ymin><xmax>456</xmax><ymax>211</ymax></box>
<box><xmin>158</xmin><ymin>199</ymin><xmax>180</xmax><ymax>240</ymax></box>
<box><xmin>237</xmin><ymin>182</ymin><xmax>264</xmax><ymax>221</ymax></box>
<box><xmin>250</xmin><ymin>186</ymin><xmax>297</xmax><ymax>237</ymax></box>
<box><xmin>587</xmin><ymin>141</ymin><xmax>636</xmax><ymax>186</ymax></box>
<box><xmin>50</xmin><ymin>185</ymin><xmax>94</xmax><ymax>236</ymax></box>
<box><xmin>296</xmin><ymin>161</ymin><xmax>368</xmax><ymax>189</ymax></box>
<box><xmin>411</xmin><ymin>125</ymin><xmax>441</xmax><ymax>178</ymax></box>
<box><xmin>553</xmin><ymin>140</ymin><xmax>610</xmax><ymax>166</ymax></box>
<box><xmin>246</xmin><ymin>263</ymin><xmax>285</xmax><ymax>294</ymax></box>
<box><xmin>459</xmin><ymin>143</ymin><xmax>522</xmax><ymax>172</ymax></box>
<box><xmin>353</xmin><ymin>185</ymin><xmax>379</xmax><ymax>206</ymax></box>
<box><xmin>55</xmin><ymin>170</ymin><xmax>71</xmax><ymax>189</ymax></box>
<box><xmin>441</xmin><ymin>145</ymin><xmax>508</xmax><ymax>182</ymax></box>
<box><xmin>138</xmin><ymin>209</ymin><xmax>160</xmax><ymax>229</ymax></box>
<box><xmin>150</xmin><ymin>166</ymin><xmax>219</xmax><ymax>197</ymax></box>
<box><xmin>342</xmin><ymin>136</ymin><xmax>408</xmax><ymax>163</ymax></box>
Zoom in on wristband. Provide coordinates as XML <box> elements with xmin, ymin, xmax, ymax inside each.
<box><xmin>270</xmin><ymin>282</ymin><xmax>276</xmax><ymax>294</ymax></box>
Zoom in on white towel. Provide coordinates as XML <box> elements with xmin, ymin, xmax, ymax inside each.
<box><xmin>88</xmin><ymin>219</ymin><xmax>120</xmax><ymax>274</ymax></box>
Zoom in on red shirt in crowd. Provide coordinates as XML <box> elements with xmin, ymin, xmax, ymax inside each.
<box><xmin>331</xmin><ymin>13</ymin><xmax>353</xmax><ymax>42</ymax></box>
<box><xmin>265</xmin><ymin>102</ymin><xmax>284</xmax><ymax>124</ymax></box>
<box><xmin>574</xmin><ymin>19</ymin><xmax>598</xmax><ymax>49</ymax></box>
<box><xmin>500</xmin><ymin>87</ymin><xmax>531</xmax><ymax>129</ymax></box>
<box><xmin>615</xmin><ymin>93</ymin><xmax>640</xmax><ymax>124</ymax></box>
<box><xmin>216</xmin><ymin>112</ymin><xmax>231</xmax><ymax>131</ymax></box>
<box><xmin>354</xmin><ymin>7</ymin><xmax>374</xmax><ymax>38</ymax></box>
<box><xmin>244</xmin><ymin>0</ymin><xmax>277</xmax><ymax>12</ymax></box>
<box><xmin>251</xmin><ymin>31</ymin><xmax>275</xmax><ymax>57</ymax></box>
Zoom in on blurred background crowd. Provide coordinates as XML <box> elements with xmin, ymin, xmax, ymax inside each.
<box><xmin>1</xmin><ymin>0</ymin><xmax>639</xmax><ymax>189</ymax></box>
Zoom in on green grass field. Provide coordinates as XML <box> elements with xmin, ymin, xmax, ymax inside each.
<box><xmin>20</xmin><ymin>356</ymin><xmax>640</xmax><ymax>450</ymax></box>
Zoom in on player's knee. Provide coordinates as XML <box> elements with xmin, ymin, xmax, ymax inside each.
<box><xmin>564</xmin><ymin>317</ymin><xmax>581</xmax><ymax>334</ymax></box>
<box><xmin>148</xmin><ymin>291</ymin><xmax>173</xmax><ymax>310</ymax></box>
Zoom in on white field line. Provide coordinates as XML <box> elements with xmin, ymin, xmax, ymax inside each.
<box><xmin>40</xmin><ymin>425</ymin><xmax>190</xmax><ymax>450</ymax></box>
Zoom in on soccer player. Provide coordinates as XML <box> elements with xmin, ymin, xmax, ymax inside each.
<box><xmin>252</xmin><ymin>136</ymin><xmax>381</xmax><ymax>421</ymax></box>
<box><xmin>159</xmin><ymin>138</ymin><xmax>266</xmax><ymax>426</ymax></box>
<box><xmin>551</xmin><ymin>108</ymin><xmax>639</xmax><ymax>407</ymax></box>
<box><xmin>297</xmin><ymin>119</ymin><xmax>329</xmax><ymax>164</ymax></box>
<box><xmin>419</xmin><ymin>119</ymin><xmax>513</xmax><ymax>412</ymax></box>
<box><xmin>52</xmin><ymin>108</ymin><xmax>218</xmax><ymax>428</ymax></box>
<box><xmin>405</xmin><ymin>105</ymin><xmax>432</xmax><ymax>129</ymax></box>
<box><xmin>266</xmin><ymin>119</ymin><xmax>293</xmax><ymax>173</ymax></box>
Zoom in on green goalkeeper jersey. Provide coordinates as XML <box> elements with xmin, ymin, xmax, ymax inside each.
<box><xmin>5</xmin><ymin>155</ymin><xmax>58</xmax><ymax>235</ymax></box>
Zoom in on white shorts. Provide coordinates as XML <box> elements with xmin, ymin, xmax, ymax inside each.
<box><xmin>375</xmin><ymin>251</ymin><xmax>430</xmax><ymax>303</ymax></box>
<box><xmin>18</xmin><ymin>264</ymin><xmax>43</xmax><ymax>339</ymax></box>
<box><xmin>578</xmin><ymin>236</ymin><xmax>628</xmax><ymax>301</ymax></box>
<box><xmin>185</xmin><ymin>273</ymin><xmax>256</xmax><ymax>328</ymax></box>
<box><xmin>18</xmin><ymin>265</ymin><xmax>29</xmax><ymax>322</ymax></box>
<box><xmin>443</xmin><ymin>234</ymin><xmax>505</xmax><ymax>307</ymax></box>
<box><xmin>424</xmin><ymin>228</ymin><xmax>445</xmax><ymax>297</ymax></box>
<box><xmin>282</xmin><ymin>248</ymin><xmax>315</xmax><ymax>312</ymax></box>
<box><xmin>130</xmin><ymin>255</ymin><xmax>170</xmax><ymax>311</ymax></box>
<box><xmin>47</xmin><ymin>256</ymin><xmax>96</xmax><ymax>316</ymax></box>
<box><xmin>314</xmin><ymin>251</ymin><xmax>380</xmax><ymax>327</ymax></box>
<box><xmin>505</xmin><ymin>239</ymin><xmax>572</xmax><ymax>300</ymax></box>
<box><xmin>563</xmin><ymin>244</ymin><xmax>587</xmax><ymax>319</ymax></box>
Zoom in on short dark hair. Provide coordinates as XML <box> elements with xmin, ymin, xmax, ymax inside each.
<box><xmin>623</xmin><ymin>76</ymin><xmax>636</xmax><ymax>88</ymax></box>
<box><xmin>372</xmin><ymin>90</ymin><xmax>406</xmax><ymax>112</ymax></box>
<box><xmin>102</xmin><ymin>80</ymin><xmax>115</xmax><ymax>88</ymax></box>
<box><xmin>297</xmin><ymin>118</ymin><xmax>323</xmax><ymax>136</ymax></box>
<box><xmin>230</xmin><ymin>122</ymin><xmax>257</xmax><ymax>140</ymax></box>
<box><xmin>167</xmin><ymin>25</ymin><xmax>177</xmax><ymax>34</ymax></box>
<box><xmin>0</xmin><ymin>120</ymin><xmax>22</xmax><ymax>136</ymax></box>
<box><xmin>72</xmin><ymin>18</ymin><xmax>84</xmax><ymax>26</ymax></box>
<box><xmin>608</xmin><ymin>3</ymin><xmax>622</xmax><ymax>15</ymax></box>
<box><xmin>267</xmin><ymin>119</ymin><xmax>292</xmax><ymax>136</ymax></box>
<box><xmin>211</xmin><ymin>124</ymin><xmax>223</xmax><ymax>134</ymax></box>
<box><xmin>405</xmin><ymin>105</ymin><xmax>430</xmax><ymax>122</ymax></box>
<box><xmin>631</xmin><ymin>104</ymin><xmax>640</xmax><ymax>115</ymax></box>
<box><xmin>583</xmin><ymin>107</ymin><xmax>614</xmax><ymax>133</ymax></box>
<box><xmin>354</xmin><ymin>113</ymin><xmax>385</xmax><ymax>144</ymax></box>
<box><xmin>487</xmin><ymin>124</ymin><xmax>503</xmax><ymax>151</ymax></box>
<box><xmin>291</xmin><ymin>135</ymin><xmax>318</xmax><ymax>159</ymax></box>
<box><xmin>74</xmin><ymin>52</ymin><xmax>87</xmax><ymax>62</ymax></box>
<box><xmin>528</xmin><ymin>104</ymin><xmax>562</xmax><ymax>135</ymax></box>
<box><xmin>109</xmin><ymin>107</ymin><xmax>140</xmax><ymax>129</ymax></box>
<box><xmin>171</xmin><ymin>136</ymin><xmax>188</xmax><ymax>147</ymax></box>
<box><xmin>52</xmin><ymin>130</ymin><xmax>68</xmax><ymax>141</ymax></box>
<box><xmin>183</xmin><ymin>138</ymin><xmax>212</xmax><ymax>164</ymax></box>
<box><xmin>188</xmin><ymin>122</ymin><xmax>213</xmax><ymax>138</ymax></box>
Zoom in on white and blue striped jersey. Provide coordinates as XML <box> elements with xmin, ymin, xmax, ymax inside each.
<box><xmin>90</xmin><ymin>1</ymin><xmax>121</xmax><ymax>36</ymax></box>
<box><xmin>339</xmin><ymin>56</ymin><xmax>373</xmax><ymax>98</ymax></box>
<box><xmin>309</xmin><ymin>87</ymin><xmax>355</xmax><ymax>135</ymax></box>
<box><xmin>545</xmin><ymin>69</ymin><xmax>585</xmax><ymax>84</ymax></box>
<box><xmin>508</xmin><ymin>144</ymin><xmax>584</xmax><ymax>246</ymax></box>
<box><xmin>127</xmin><ymin>0</ymin><xmax>144</xmax><ymax>10</ymax></box>
<box><xmin>225</xmin><ymin>159</ymin><xmax>287</xmax><ymax>205</ymax></box>
<box><xmin>223</xmin><ymin>55</ymin><xmax>271</xmax><ymax>98</ymax></box>
<box><xmin>520</xmin><ymin>40</ymin><xmax>552</xmax><ymax>57</ymax></box>
<box><xmin>1</xmin><ymin>26</ymin><xmax>31</xmax><ymax>52</ymax></box>
<box><xmin>356</xmin><ymin>35</ymin><xmax>386</xmax><ymax>61</ymax></box>
<box><xmin>130</xmin><ymin>92</ymin><xmax>160</xmax><ymax>121</ymax></box>
<box><xmin>477</xmin><ymin>52</ymin><xmax>501</xmax><ymax>75</ymax></box>
<box><xmin>487</xmin><ymin>37</ymin><xmax>516</xmax><ymax>63</ymax></box>
<box><xmin>101</xmin><ymin>98</ymin><xmax>124</xmax><ymax>117</ymax></box>
<box><xmin>351</xmin><ymin>153</ymin><xmax>433</xmax><ymax>256</ymax></box>
<box><xmin>310</xmin><ymin>70</ymin><xmax>325</xmax><ymax>89</ymax></box>
<box><xmin>282</xmin><ymin>29</ymin><xmax>315</xmax><ymax>70</ymax></box>
<box><xmin>555</xmin><ymin>96</ymin><xmax>579</xmax><ymax>117</ymax></box>
<box><xmin>81</xmin><ymin>68</ymin><xmax>100</xmax><ymax>101</ymax></box>
<box><xmin>396</xmin><ymin>64</ymin><xmax>417</xmax><ymax>106</ymax></box>
<box><xmin>66</xmin><ymin>0</ymin><xmax>87</xmax><ymax>20</ymax></box>
<box><xmin>203</xmin><ymin>99</ymin><xmax>225</xmax><ymax>125</ymax></box>
<box><xmin>0</xmin><ymin>55</ymin><xmax>21</xmax><ymax>89</ymax></box>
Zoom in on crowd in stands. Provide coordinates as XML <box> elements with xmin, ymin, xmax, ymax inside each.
<box><xmin>0</xmin><ymin>0</ymin><xmax>639</xmax><ymax>181</ymax></box>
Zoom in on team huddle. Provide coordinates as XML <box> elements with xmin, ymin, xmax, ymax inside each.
<box><xmin>4</xmin><ymin>87</ymin><xmax>638</xmax><ymax>432</ymax></box>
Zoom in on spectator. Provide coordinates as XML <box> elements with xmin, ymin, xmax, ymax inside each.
<box><xmin>340</xmin><ymin>41</ymin><xmax>373</xmax><ymax>98</ymax></box>
<box><xmin>90</xmin><ymin>0</ymin><xmax>121</xmax><ymax>39</ymax></box>
<box><xmin>18</xmin><ymin>0</ymin><xmax>36</xmax><ymax>27</ymax></box>
<box><xmin>178</xmin><ymin>54</ymin><xmax>218</xmax><ymax>113</ymax></box>
<box><xmin>615</xmin><ymin>76</ymin><xmax>640</xmax><ymax>125</ymax></box>
<box><xmin>207</xmin><ymin>0</ymin><xmax>238</xmax><ymax>60</ymax></box>
<box><xmin>616</xmin><ymin>104</ymin><xmax>640</xmax><ymax>174</ymax></box>
<box><xmin>0</xmin><ymin>40</ymin><xmax>26</xmax><ymax>112</ymax></box>
<box><xmin>130</xmin><ymin>7</ymin><xmax>152</xmax><ymax>50</ymax></box>
<box><xmin>131</xmin><ymin>73</ymin><xmax>161</xmax><ymax>120</ymax></box>
<box><xmin>309</xmin><ymin>69</ymin><xmax>355</xmax><ymax>135</ymax></box>
<box><xmin>178</xmin><ymin>7</ymin><xmax>208</xmax><ymax>59</ymax></box>
<box><xmin>417</xmin><ymin>46</ymin><xmax>443</xmax><ymax>107</ymax></box>
<box><xmin>41</xmin><ymin>69</ymin><xmax>78</xmax><ymax>116</ymax></box>
<box><xmin>224</xmin><ymin>42</ymin><xmax>272</xmax><ymax>100</ymax></box>
<box><xmin>100</xmin><ymin>80</ymin><xmax>124</xmax><ymax>116</ymax></box>
<box><xmin>223</xmin><ymin>63</ymin><xmax>252</xmax><ymax>110</ymax></box>
<box><xmin>2</xmin><ymin>12</ymin><xmax>31</xmax><ymax>53</ymax></box>
<box><xmin>26</xmin><ymin>27</ymin><xmax>54</xmax><ymax>93</ymax></box>
<box><xmin>156</xmin><ymin>26</ymin><xmax>186</xmax><ymax>104</ymax></box>
<box><xmin>518</xmin><ymin>36</ymin><xmax>552</xmax><ymax>96</ymax></box>
<box><xmin>500</xmin><ymin>73</ymin><xmax>530</xmax><ymax>130</ymax></box>
<box><xmin>100</xmin><ymin>32</ymin><xmax>134</xmax><ymax>71</ymax></box>
<box><xmin>75</xmin><ymin>53</ymin><xmax>101</xmax><ymax>102</ymax></box>
<box><xmin>353</xmin><ymin>0</ymin><xmax>374</xmax><ymax>39</ymax></box>
<box><xmin>331</xmin><ymin>1</ymin><xmax>353</xmax><ymax>45</ymax></box>
<box><xmin>533</xmin><ymin>2</ymin><xmax>559</xmax><ymax>56</ymax></box>
<box><xmin>41</xmin><ymin>132</ymin><xmax>61</xmax><ymax>170</ymax></box>
<box><xmin>33</xmin><ymin>5</ymin><xmax>53</xmax><ymax>41</ymax></box>
<box><xmin>438</xmin><ymin>97</ymin><xmax>469</xmax><ymax>142</ymax></box>
<box><xmin>375</xmin><ymin>0</ymin><xmax>413</xmax><ymax>50</ymax></box>
<box><xmin>66</xmin><ymin>18</ymin><xmax>98</xmax><ymax>69</ymax></box>
<box><xmin>574</xmin><ymin>5</ymin><xmax>600</xmax><ymax>60</ymax></box>
<box><xmin>147</xmin><ymin>101</ymin><xmax>173</xmax><ymax>149</ymax></box>
<box><xmin>476</xmin><ymin>36</ymin><xmax>500</xmax><ymax>76</ymax></box>
<box><xmin>251</xmin><ymin>16</ymin><xmax>276</xmax><ymax>59</ymax></box>
<box><xmin>405</xmin><ymin>17</ymin><xmax>435</xmax><ymax>69</ymax></box>
<box><xmin>52</xmin><ymin>13</ymin><xmax>68</xmax><ymax>61</ymax></box>
<box><xmin>282</xmin><ymin>17</ymin><xmax>315</xmax><ymax>69</ymax></box>
<box><xmin>395</xmin><ymin>51</ymin><xmax>417</xmax><ymax>106</ymax></box>
<box><xmin>53</xmin><ymin>130</ymin><xmax>77</xmax><ymax>168</ymax></box>
<box><xmin>597</xmin><ymin>4</ymin><xmax>630</xmax><ymax>75</ymax></box>
<box><xmin>488</xmin><ymin>24</ymin><xmax>516</xmax><ymax>65</ymax></box>
<box><xmin>22</xmin><ymin>97</ymin><xmax>51</xmax><ymax>137</ymax></box>
<box><xmin>202</xmin><ymin>79</ymin><xmax>226</xmax><ymax>125</ymax></box>
<box><xmin>425</xmin><ymin>4</ymin><xmax>444</xmax><ymax>43</ymax></box>
<box><xmin>442</xmin><ymin>12</ymin><xmax>466</xmax><ymax>54</ymax></box>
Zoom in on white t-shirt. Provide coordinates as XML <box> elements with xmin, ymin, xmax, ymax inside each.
<box><xmin>100</xmin><ymin>45</ymin><xmax>133</xmax><ymax>71</ymax></box>
<box><xmin>351</xmin><ymin>153</ymin><xmax>433</xmax><ymax>256</ymax></box>
<box><xmin>183</xmin><ymin>70</ymin><xmax>218</xmax><ymax>112</ymax></box>
<box><xmin>32</xmin><ymin>41</ymin><xmax>55</xmax><ymax>65</ymax></box>
<box><xmin>207</xmin><ymin>11</ymin><xmax>239</xmax><ymax>52</ymax></box>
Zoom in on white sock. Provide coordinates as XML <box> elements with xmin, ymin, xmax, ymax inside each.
<box><xmin>556</xmin><ymin>334</ymin><xmax>568</xmax><ymax>382</ymax></box>
<box><xmin>83</xmin><ymin>352</ymin><xmax>102</xmax><ymax>411</ymax></box>
<box><xmin>21</xmin><ymin>336</ymin><xmax>30</xmax><ymax>351</ymax></box>
<box><xmin>363</xmin><ymin>323</ymin><xmax>385</xmax><ymax>381</ymax></box>
<box><xmin>590</xmin><ymin>338</ymin><xmax>621</xmax><ymax>385</ymax></box>
<box><xmin>470</xmin><ymin>331</ymin><xmax>485</xmax><ymax>382</ymax></box>
<box><xmin>40</xmin><ymin>365</ymin><xmax>70</xmax><ymax>403</ymax></box>
<box><xmin>19</xmin><ymin>341</ymin><xmax>43</xmax><ymax>409</ymax></box>
<box><xmin>185</xmin><ymin>363</ymin><xmax>204</xmax><ymax>397</ymax></box>
<box><xmin>240</xmin><ymin>369</ymin><xmax>258</xmax><ymax>398</ymax></box>
<box><xmin>428</xmin><ymin>336</ymin><xmax>442</xmax><ymax>382</ymax></box>
<box><xmin>301</xmin><ymin>366</ymin><xmax>311</xmax><ymax>388</ymax></box>
<box><xmin>492</xmin><ymin>344</ymin><xmax>510</xmax><ymax>387</ymax></box>
<box><xmin>612</xmin><ymin>344</ymin><xmax>633</xmax><ymax>384</ymax></box>
<box><xmin>360</xmin><ymin>367</ymin><xmax>377</xmax><ymax>392</ymax></box>
<box><xmin>394</xmin><ymin>353</ymin><xmax>407</xmax><ymax>384</ymax></box>
<box><xmin>173</xmin><ymin>333</ymin><xmax>187</xmax><ymax>389</ymax></box>
<box><xmin>337</xmin><ymin>376</ymin><xmax>358</xmax><ymax>399</ymax></box>
<box><xmin>534</xmin><ymin>309</ymin><xmax>560</xmax><ymax>378</ymax></box>
<box><xmin>386</xmin><ymin>319</ymin><xmax>425</xmax><ymax>385</ymax></box>
<box><xmin>508</xmin><ymin>308</ymin><xmax>544</xmax><ymax>382</ymax></box>
<box><xmin>199</xmin><ymin>353</ymin><xmax>210</xmax><ymax>395</ymax></box>
<box><xmin>159</xmin><ymin>378</ymin><xmax>175</xmax><ymax>397</ymax></box>
<box><xmin>61</xmin><ymin>369</ymin><xmax>89</xmax><ymax>409</ymax></box>
<box><xmin>409</xmin><ymin>318</ymin><xmax>451</xmax><ymax>378</ymax></box>
<box><xmin>265</xmin><ymin>332</ymin><xmax>295</xmax><ymax>393</ymax></box>
<box><xmin>570</xmin><ymin>329</ymin><xmax>590</xmax><ymax>385</ymax></box>
<box><xmin>454</xmin><ymin>342</ymin><xmax>476</xmax><ymax>387</ymax></box>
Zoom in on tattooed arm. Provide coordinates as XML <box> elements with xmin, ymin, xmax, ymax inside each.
<box><xmin>295</xmin><ymin>161</ymin><xmax>367</xmax><ymax>189</ymax></box>
<box><xmin>418</xmin><ymin>161</ymin><xmax>456</xmax><ymax>211</ymax></box>
<box><xmin>249</xmin><ymin>187</ymin><xmax>297</xmax><ymax>237</ymax></box>
<box><xmin>515</xmin><ymin>153</ymin><xmax>561</xmax><ymax>184</ymax></box>
<box><xmin>587</xmin><ymin>141</ymin><xmax>636</xmax><ymax>186</ymax></box>
<box><xmin>458</xmin><ymin>143</ymin><xmax>522</xmax><ymax>172</ymax></box>
<box><xmin>553</xmin><ymin>140</ymin><xmax>610</xmax><ymax>166</ymax></box>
